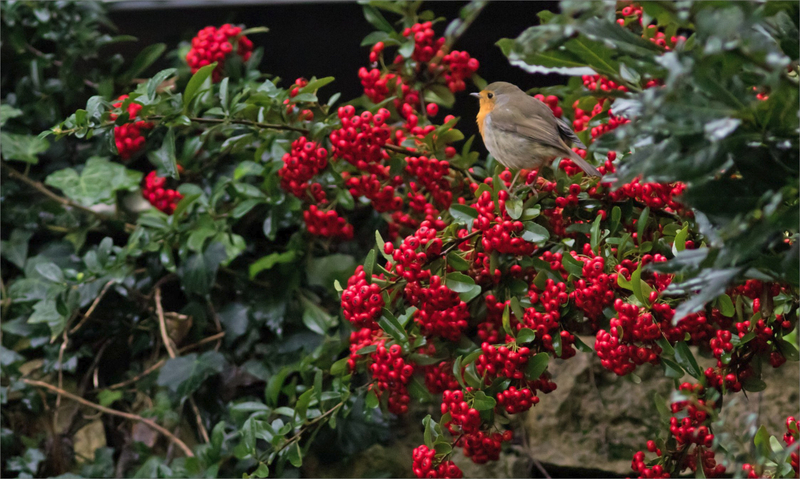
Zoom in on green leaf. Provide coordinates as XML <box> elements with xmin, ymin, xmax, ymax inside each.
<box><xmin>363</xmin><ymin>249</ymin><xmax>376</xmax><ymax>281</ymax></box>
<box><xmin>717</xmin><ymin>294</ymin><xmax>735</xmax><ymax>317</ymax></box>
<box><xmin>471</xmin><ymin>391</ymin><xmax>496</xmax><ymax>411</ymax></box>
<box><xmin>0</xmin><ymin>104</ymin><xmax>23</xmax><ymax>127</ymax></box>
<box><xmin>0</xmin><ymin>229</ymin><xmax>31</xmax><ymax>269</ymax></box>
<box><xmin>300</xmin><ymin>297</ymin><xmax>335</xmax><ymax>336</ymax></box>
<box><xmin>97</xmin><ymin>390</ymin><xmax>123</xmax><ymax>407</ymax></box>
<box><xmin>506</xmin><ymin>198</ymin><xmax>523</xmax><ymax>219</ymax></box>
<box><xmin>28</xmin><ymin>299</ymin><xmax>66</xmax><ymax>338</ymax></box>
<box><xmin>149</xmin><ymin>129</ymin><xmax>178</xmax><ymax>179</ymax></box>
<box><xmin>450</xmin><ymin>204</ymin><xmax>478</xmax><ymax>228</ymax></box>
<box><xmin>123</xmin><ymin>43</ymin><xmax>166</xmax><ymax>80</ymax></box>
<box><xmin>522</xmin><ymin>222</ymin><xmax>550</xmax><ymax>244</ymax></box>
<box><xmin>157</xmin><ymin>351</ymin><xmax>226</xmax><ymax>398</ymax></box>
<box><xmin>637</xmin><ymin>207</ymin><xmax>650</xmax><ymax>243</ymax></box>
<box><xmin>661</xmin><ymin>357</ymin><xmax>685</xmax><ymax>379</ymax></box>
<box><xmin>45</xmin><ymin>157</ymin><xmax>141</xmax><ymax>206</ymax></box>
<box><xmin>183</xmin><ymin>62</ymin><xmax>217</xmax><ymax>110</ymax></box>
<box><xmin>493</xmin><ymin>304</ymin><xmax>510</xmax><ymax>339</ymax></box>
<box><xmin>146</xmin><ymin>68</ymin><xmax>177</xmax><ymax>101</ymax></box>
<box><xmin>295</xmin><ymin>387</ymin><xmax>315</xmax><ymax>420</ymax></box>
<box><xmin>673</xmin><ymin>224</ymin><xmax>689</xmax><ymax>255</ymax></box>
<box><xmin>249</xmin><ymin>251</ymin><xmax>296</xmax><ymax>278</ymax></box>
<box><xmin>525</xmin><ymin>353</ymin><xmax>549</xmax><ymax>380</ymax></box>
<box><xmin>778</xmin><ymin>339</ymin><xmax>799</xmax><ymax>361</ymax></box>
<box><xmin>422</xmin><ymin>414</ymin><xmax>436</xmax><ymax>446</ymax></box>
<box><xmin>446</xmin><ymin>252</ymin><xmax>470</xmax><ymax>271</ymax></box>
<box><xmin>365</xmin><ymin>388</ymin><xmax>380</xmax><ymax>409</ymax></box>
<box><xmin>754</xmin><ymin>425</ymin><xmax>770</xmax><ymax>458</ymax></box>
<box><xmin>35</xmin><ymin>262</ymin><xmax>64</xmax><ymax>283</ymax></box>
<box><xmin>362</xmin><ymin>5</ymin><xmax>394</xmax><ymax>33</ymax></box>
<box><xmin>673</xmin><ymin>342</ymin><xmax>701</xmax><ymax>379</ymax></box>
<box><xmin>452</xmin><ymin>356</ymin><xmax>466</xmax><ymax>389</ymax></box>
<box><xmin>378</xmin><ymin>310</ymin><xmax>408</xmax><ymax>344</ymax></box>
<box><xmin>516</xmin><ymin>328</ymin><xmax>536</xmax><ymax>344</ymax></box>
<box><xmin>300</xmin><ymin>77</ymin><xmax>335</xmax><ymax>94</ymax></box>
<box><xmin>287</xmin><ymin>442</ymin><xmax>303</xmax><ymax>468</ymax></box>
<box><xmin>1</xmin><ymin>132</ymin><xmax>49</xmax><ymax>163</ymax></box>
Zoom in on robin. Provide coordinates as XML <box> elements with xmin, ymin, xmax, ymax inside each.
<box><xmin>472</xmin><ymin>82</ymin><xmax>600</xmax><ymax>186</ymax></box>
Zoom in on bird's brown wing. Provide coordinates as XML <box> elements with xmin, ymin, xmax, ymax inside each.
<box><xmin>490</xmin><ymin>95</ymin><xmax>600</xmax><ymax>177</ymax></box>
<box><xmin>488</xmin><ymin>98</ymin><xmax>567</xmax><ymax>153</ymax></box>
<box><xmin>556</xmin><ymin>117</ymin><xmax>586</xmax><ymax>149</ymax></box>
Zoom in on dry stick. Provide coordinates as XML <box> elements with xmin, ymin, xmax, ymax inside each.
<box><xmin>70</xmin><ymin>280</ymin><xmax>115</xmax><ymax>334</ymax></box>
<box><xmin>155</xmin><ymin>287</ymin><xmax>178</xmax><ymax>359</ymax></box>
<box><xmin>155</xmin><ymin>288</ymin><xmax>209</xmax><ymax>443</ymax></box>
<box><xmin>105</xmin><ymin>332</ymin><xmax>226</xmax><ymax>391</ymax></box>
<box><xmin>22</xmin><ymin>378</ymin><xmax>194</xmax><ymax>457</ymax></box>
<box><xmin>1</xmin><ymin>163</ymin><xmax>136</xmax><ymax>232</ymax></box>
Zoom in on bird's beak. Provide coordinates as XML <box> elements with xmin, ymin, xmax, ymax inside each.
<box><xmin>470</xmin><ymin>92</ymin><xmax>481</xmax><ymax>98</ymax></box>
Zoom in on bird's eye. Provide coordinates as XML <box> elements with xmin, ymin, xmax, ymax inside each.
<box><xmin>487</xmin><ymin>92</ymin><xmax>494</xmax><ymax>99</ymax></box>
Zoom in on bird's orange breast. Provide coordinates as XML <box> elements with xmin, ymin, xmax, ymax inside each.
<box><xmin>476</xmin><ymin>101</ymin><xmax>494</xmax><ymax>138</ymax></box>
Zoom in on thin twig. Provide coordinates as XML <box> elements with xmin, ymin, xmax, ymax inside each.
<box><xmin>104</xmin><ymin>332</ymin><xmax>226</xmax><ymax>390</ymax></box>
<box><xmin>145</xmin><ymin>115</ymin><xmax>310</xmax><ymax>134</ymax></box>
<box><xmin>155</xmin><ymin>287</ymin><xmax>177</xmax><ymax>359</ymax></box>
<box><xmin>22</xmin><ymin>378</ymin><xmax>194</xmax><ymax>457</ymax></box>
<box><xmin>106</xmin><ymin>359</ymin><xmax>166</xmax><ymax>390</ymax></box>
<box><xmin>532</xmin><ymin>459</ymin><xmax>552</xmax><ymax>479</ymax></box>
<box><xmin>1</xmin><ymin>163</ymin><xmax>135</xmax><ymax>231</ymax></box>
<box><xmin>189</xmin><ymin>397</ymin><xmax>210</xmax><ymax>443</ymax></box>
<box><xmin>70</xmin><ymin>280</ymin><xmax>115</xmax><ymax>334</ymax></box>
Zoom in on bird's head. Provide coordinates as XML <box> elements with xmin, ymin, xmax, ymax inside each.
<box><xmin>471</xmin><ymin>82</ymin><xmax>523</xmax><ymax>113</ymax></box>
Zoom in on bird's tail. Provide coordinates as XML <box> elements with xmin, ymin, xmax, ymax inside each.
<box><xmin>565</xmin><ymin>148</ymin><xmax>602</xmax><ymax>177</ymax></box>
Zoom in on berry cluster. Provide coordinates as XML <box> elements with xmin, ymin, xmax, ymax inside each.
<box><xmin>412</xmin><ymin>276</ymin><xmax>469</xmax><ymax>342</ymax></box>
<box><xmin>142</xmin><ymin>170</ymin><xmax>184</xmax><ymax>215</ymax></box>
<box><xmin>277</xmin><ymin>136</ymin><xmax>328</xmax><ymax>201</ymax></box>
<box><xmin>111</xmin><ymin>95</ymin><xmax>153</xmax><ymax>160</ymax></box>
<box><xmin>441</xmin><ymin>50</ymin><xmax>479</xmax><ymax>93</ymax></box>
<box><xmin>331</xmin><ymin>106</ymin><xmax>392</xmax><ymax>176</ymax></box>
<box><xmin>632</xmin><ymin>383</ymin><xmax>726</xmax><ymax>478</ymax></box>
<box><xmin>369</xmin><ymin>342</ymin><xmax>413</xmax><ymax>414</ymax></box>
<box><xmin>302</xmin><ymin>205</ymin><xmax>353</xmax><ymax>239</ymax></box>
<box><xmin>186</xmin><ymin>24</ymin><xmax>253</xmax><ymax>83</ymax></box>
<box><xmin>475</xmin><ymin>341</ymin><xmax>530</xmax><ymax>380</ymax></box>
<box><xmin>496</xmin><ymin>386</ymin><xmax>539</xmax><ymax>414</ymax></box>
<box><xmin>412</xmin><ymin>445</ymin><xmax>462</xmax><ymax>478</ymax></box>
<box><xmin>473</xmin><ymin>190</ymin><xmax>536</xmax><ymax>256</ymax></box>
<box><xmin>523</xmin><ymin>278</ymin><xmax>577</xmax><ymax>359</ymax></box>
<box><xmin>405</xmin><ymin>155</ymin><xmax>453</xmax><ymax>208</ymax></box>
<box><xmin>441</xmin><ymin>389</ymin><xmax>482</xmax><ymax>434</ymax></box>
<box><xmin>285</xmin><ymin>77</ymin><xmax>315</xmax><ymax>121</ymax></box>
<box><xmin>341</xmin><ymin>266</ymin><xmax>384</xmax><ymax>329</ymax></box>
<box><xmin>403</xmin><ymin>21</ymin><xmax>445</xmax><ymax>63</ymax></box>
<box><xmin>595</xmin><ymin>298</ymin><xmax>662</xmax><ymax>376</ymax></box>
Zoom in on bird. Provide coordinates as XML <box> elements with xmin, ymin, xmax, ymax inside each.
<box><xmin>472</xmin><ymin>81</ymin><xmax>601</xmax><ymax>187</ymax></box>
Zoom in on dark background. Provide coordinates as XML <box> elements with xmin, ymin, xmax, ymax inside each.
<box><xmin>107</xmin><ymin>0</ymin><xmax>565</xmax><ymax>141</ymax></box>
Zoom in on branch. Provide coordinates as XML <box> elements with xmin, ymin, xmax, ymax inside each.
<box><xmin>155</xmin><ymin>287</ymin><xmax>178</xmax><ymax>359</ymax></box>
<box><xmin>22</xmin><ymin>378</ymin><xmax>194</xmax><ymax>457</ymax></box>
<box><xmin>1</xmin><ymin>163</ymin><xmax>136</xmax><ymax>232</ymax></box>
<box><xmin>145</xmin><ymin>115</ymin><xmax>310</xmax><ymax>134</ymax></box>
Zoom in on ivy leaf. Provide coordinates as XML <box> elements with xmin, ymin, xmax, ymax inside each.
<box><xmin>45</xmin><ymin>157</ymin><xmax>142</xmax><ymax>206</ymax></box>
<box><xmin>157</xmin><ymin>351</ymin><xmax>226</xmax><ymax>398</ymax></box>
<box><xmin>28</xmin><ymin>299</ymin><xmax>66</xmax><ymax>338</ymax></box>
<box><xmin>0</xmin><ymin>132</ymin><xmax>49</xmax><ymax>164</ymax></box>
